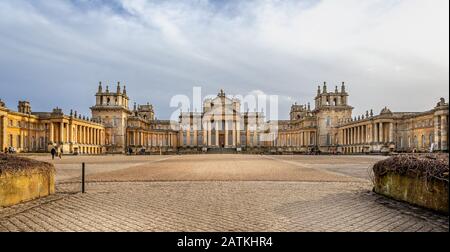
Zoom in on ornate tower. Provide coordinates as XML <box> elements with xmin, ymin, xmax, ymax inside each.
<box><xmin>90</xmin><ymin>81</ymin><xmax>131</xmax><ymax>153</ymax></box>
<box><xmin>136</xmin><ymin>103</ymin><xmax>155</xmax><ymax>121</ymax></box>
<box><xmin>18</xmin><ymin>101</ymin><xmax>32</xmax><ymax>114</ymax></box>
<box><xmin>314</xmin><ymin>82</ymin><xmax>353</xmax><ymax>151</ymax></box>
<box><xmin>290</xmin><ymin>102</ymin><xmax>311</xmax><ymax>121</ymax></box>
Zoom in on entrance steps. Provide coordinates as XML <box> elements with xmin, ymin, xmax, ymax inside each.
<box><xmin>207</xmin><ymin>148</ymin><xmax>237</xmax><ymax>154</ymax></box>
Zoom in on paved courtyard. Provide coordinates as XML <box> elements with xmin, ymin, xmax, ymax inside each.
<box><xmin>0</xmin><ymin>154</ymin><xmax>448</xmax><ymax>232</ymax></box>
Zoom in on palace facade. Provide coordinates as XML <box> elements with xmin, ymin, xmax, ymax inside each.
<box><xmin>0</xmin><ymin>82</ymin><xmax>448</xmax><ymax>154</ymax></box>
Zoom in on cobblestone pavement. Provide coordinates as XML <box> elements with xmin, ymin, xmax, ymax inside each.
<box><xmin>0</xmin><ymin>155</ymin><xmax>448</xmax><ymax>232</ymax></box>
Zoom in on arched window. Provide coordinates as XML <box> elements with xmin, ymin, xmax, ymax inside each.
<box><xmin>326</xmin><ymin>117</ymin><xmax>331</xmax><ymax>127</ymax></box>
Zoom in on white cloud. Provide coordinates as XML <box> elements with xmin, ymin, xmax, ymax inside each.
<box><xmin>0</xmin><ymin>0</ymin><xmax>448</xmax><ymax>119</ymax></box>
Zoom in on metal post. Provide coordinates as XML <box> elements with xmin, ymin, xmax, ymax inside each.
<box><xmin>82</xmin><ymin>162</ymin><xmax>85</xmax><ymax>193</ymax></box>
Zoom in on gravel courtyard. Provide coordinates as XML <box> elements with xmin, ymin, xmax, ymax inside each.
<box><xmin>0</xmin><ymin>154</ymin><xmax>448</xmax><ymax>232</ymax></box>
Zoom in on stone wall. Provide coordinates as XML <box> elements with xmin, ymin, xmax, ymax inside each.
<box><xmin>374</xmin><ymin>172</ymin><xmax>448</xmax><ymax>214</ymax></box>
<box><xmin>0</xmin><ymin>154</ymin><xmax>55</xmax><ymax>207</ymax></box>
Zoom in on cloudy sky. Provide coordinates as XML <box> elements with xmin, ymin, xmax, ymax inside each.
<box><xmin>0</xmin><ymin>0</ymin><xmax>448</xmax><ymax>120</ymax></box>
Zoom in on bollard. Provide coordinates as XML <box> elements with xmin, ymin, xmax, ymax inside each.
<box><xmin>82</xmin><ymin>162</ymin><xmax>85</xmax><ymax>193</ymax></box>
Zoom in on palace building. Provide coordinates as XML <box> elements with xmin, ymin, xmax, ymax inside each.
<box><xmin>0</xmin><ymin>82</ymin><xmax>448</xmax><ymax>155</ymax></box>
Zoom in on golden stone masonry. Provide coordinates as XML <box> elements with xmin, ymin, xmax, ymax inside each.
<box><xmin>0</xmin><ymin>81</ymin><xmax>448</xmax><ymax>155</ymax></box>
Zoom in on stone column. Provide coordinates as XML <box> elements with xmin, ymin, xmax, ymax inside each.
<box><xmin>49</xmin><ymin>122</ymin><xmax>54</xmax><ymax>144</ymax></box>
<box><xmin>365</xmin><ymin>125</ymin><xmax>368</xmax><ymax>143</ymax></box>
<box><xmin>232</xmin><ymin>121</ymin><xmax>236</xmax><ymax>147</ymax></box>
<box><xmin>357</xmin><ymin>127</ymin><xmax>360</xmax><ymax>144</ymax></box>
<box><xmin>80</xmin><ymin>126</ymin><xmax>83</xmax><ymax>144</ymax></box>
<box><xmin>345</xmin><ymin>129</ymin><xmax>348</xmax><ymax>145</ymax></box>
<box><xmin>379</xmin><ymin>122</ymin><xmax>384</xmax><ymax>143</ymax></box>
<box><xmin>203</xmin><ymin>123</ymin><xmax>207</xmax><ymax>146</ymax></box>
<box><xmin>207</xmin><ymin>122</ymin><xmax>211</xmax><ymax>146</ymax></box>
<box><xmin>434</xmin><ymin>116</ymin><xmax>441</xmax><ymax>150</ymax></box>
<box><xmin>225</xmin><ymin>120</ymin><xmax>229</xmax><ymax>147</ymax></box>
<box><xmin>389</xmin><ymin>123</ymin><xmax>394</xmax><ymax>143</ymax></box>
<box><xmin>373</xmin><ymin>123</ymin><xmax>378</xmax><ymax>143</ymax></box>
<box><xmin>344</xmin><ymin>129</ymin><xmax>347</xmax><ymax>145</ymax></box>
<box><xmin>186</xmin><ymin>129</ymin><xmax>190</xmax><ymax>146</ymax></box>
<box><xmin>349</xmin><ymin>128</ymin><xmax>352</xmax><ymax>145</ymax></box>
<box><xmin>69</xmin><ymin>124</ymin><xmax>74</xmax><ymax>144</ymax></box>
<box><xmin>86</xmin><ymin>127</ymin><xmax>89</xmax><ymax>145</ymax></box>
<box><xmin>360</xmin><ymin>126</ymin><xmax>363</xmax><ymax>144</ymax></box>
<box><xmin>58</xmin><ymin>122</ymin><xmax>63</xmax><ymax>144</ymax></box>
<box><xmin>1</xmin><ymin>116</ymin><xmax>7</xmax><ymax>150</ymax></box>
<box><xmin>215</xmin><ymin>121</ymin><xmax>219</xmax><ymax>147</ymax></box>
<box><xmin>441</xmin><ymin>115</ymin><xmax>448</xmax><ymax>151</ymax></box>
<box><xmin>83</xmin><ymin>126</ymin><xmax>86</xmax><ymax>144</ymax></box>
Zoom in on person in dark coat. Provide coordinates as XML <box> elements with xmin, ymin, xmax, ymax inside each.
<box><xmin>51</xmin><ymin>147</ymin><xmax>56</xmax><ymax>160</ymax></box>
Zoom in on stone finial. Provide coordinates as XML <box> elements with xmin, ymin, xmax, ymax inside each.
<box><xmin>123</xmin><ymin>85</ymin><xmax>127</xmax><ymax>95</ymax></box>
<box><xmin>70</xmin><ymin>109</ymin><xmax>73</xmax><ymax>116</ymax></box>
<box><xmin>370</xmin><ymin>109</ymin><xmax>374</xmax><ymax>117</ymax></box>
<box><xmin>357</xmin><ymin>115</ymin><xmax>360</xmax><ymax>120</ymax></box>
<box><xmin>335</xmin><ymin>86</ymin><xmax>338</xmax><ymax>93</ymax></box>
<box><xmin>317</xmin><ymin>85</ymin><xmax>321</xmax><ymax>95</ymax></box>
<box><xmin>380</xmin><ymin>107</ymin><xmax>392</xmax><ymax>115</ymax></box>
<box><xmin>323</xmin><ymin>82</ymin><xmax>327</xmax><ymax>93</ymax></box>
<box><xmin>366</xmin><ymin>111</ymin><xmax>369</xmax><ymax>117</ymax></box>
<box><xmin>133</xmin><ymin>102</ymin><xmax>137</xmax><ymax>111</ymax></box>
<box><xmin>106</xmin><ymin>85</ymin><xmax>109</xmax><ymax>93</ymax></box>
<box><xmin>98</xmin><ymin>81</ymin><xmax>102</xmax><ymax>93</ymax></box>
<box><xmin>117</xmin><ymin>81</ymin><xmax>121</xmax><ymax>94</ymax></box>
<box><xmin>341</xmin><ymin>81</ymin><xmax>346</xmax><ymax>93</ymax></box>
<box><xmin>307</xmin><ymin>102</ymin><xmax>311</xmax><ymax>110</ymax></box>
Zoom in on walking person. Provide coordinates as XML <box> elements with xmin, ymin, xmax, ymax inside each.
<box><xmin>51</xmin><ymin>147</ymin><xmax>56</xmax><ymax>160</ymax></box>
<box><xmin>59</xmin><ymin>147</ymin><xmax>63</xmax><ymax>159</ymax></box>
